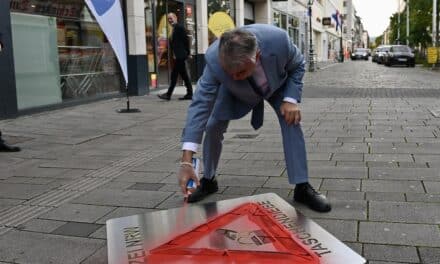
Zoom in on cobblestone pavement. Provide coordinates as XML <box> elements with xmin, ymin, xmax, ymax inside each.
<box><xmin>0</xmin><ymin>60</ymin><xmax>440</xmax><ymax>263</ymax></box>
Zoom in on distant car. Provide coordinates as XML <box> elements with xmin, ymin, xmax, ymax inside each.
<box><xmin>383</xmin><ymin>45</ymin><xmax>415</xmax><ymax>67</ymax></box>
<box><xmin>376</xmin><ymin>45</ymin><xmax>391</xmax><ymax>64</ymax></box>
<box><xmin>351</xmin><ymin>48</ymin><xmax>369</xmax><ymax>60</ymax></box>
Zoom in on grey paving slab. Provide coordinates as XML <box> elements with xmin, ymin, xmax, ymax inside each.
<box><xmin>80</xmin><ymin>246</ymin><xmax>107</xmax><ymax>264</ymax></box>
<box><xmin>127</xmin><ymin>183</ymin><xmax>165</xmax><ymax>191</ymax></box>
<box><xmin>98</xmin><ymin>181</ymin><xmax>134</xmax><ymax>190</ymax></box>
<box><xmin>114</xmin><ymin>171</ymin><xmax>171</xmax><ymax>183</ymax></box>
<box><xmin>309</xmin><ymin>166</ymin><xmax>367</xmax><ymax>179</ymax></box>
<box><xmin>363</xmin><ymin>244</ymin><xmax>419</xmax><ymax>263</ymax></box>
<box><xmin>96</xmin><ymin>207</ymin><xmax>156</xmax><ymax>224</ymax></box>
<box><xmin>331</xmin><ymin>153</ymin><xmax>364</xmax><ymax>161</ymax></box>
<box><xmin>365</xmin><ymin>154</ymin><xmax>414</xmax><ymax>163</ymax></box>
<box><xmin>18</xmin><ymin>219</ymin><xmax>66</xmax><ymax>233</ymax></box>
<box><xmin>39</xmin><ymin>157</ymin><xmax>115</xmax><ymax>170</ymax></box>
<box><xmin>217</xmin><ymin>166</ymin><xmax>285</xmax><ymax>177</ymax></box>
<box><xmin>218</xmin><ymin>175</ymin><xmax>269</xmax><ymax>187</ymax></box>
<box><xmin>424</xmin><ymin>181</ymin><xmax>440</xmax><ymax>193</ymax></box>
<box><xmin>359</xmin><ymin>222</ymin><xmax>440</xmax><ymax>246</ymax></box>
<box><xmin>72</xmin><ymin>189</ymin><xmax>173</xmax><ymax>208</ymax></box>
<box><xmin>405</xmin><ymin>193</ymin><xmax>440</xmax><ymax>203</ymax></box>
<box><xmin>326</xmin><ymin>191</ymin><xmax>365</xmax><ymax>200</ymax></box>
<box><xmin>362</xmin><ymin>180</ymin><xmax>425</xmax><ymax>193</ymax></box>
<box><xmin>321</xmin><ymin>179</ymin><xmax>361</xmax><ymax>191</ymax></box>
<box><xmin>369</xmin><ymin>201</ymin><xmax>440</xmax><ymax>224</ymax></box>
<box><xmin>89</xmin><ymin>225</ymin><xmax>106</xmax><ymax>239</ymax></box>
<box><xmin>252</xmin><ymin>188</ymin><xmax>292</xmax><ymax>200</ymax></box>
<box><xmin>0</xmin><ymin>230</ymin><xmax>104</xmax><ymax>264</ymax></box>
<box><xmin>40</xmin><ymin>203</ymin><xmax>115</xmax><ymax>223</ymax></box>
<box><xmin>295</xmin><ymin>199</ymin><xmax>367</xmax><ymax>220</ymax></box>
<box><xmin>0</xmin><ymin>183</ymin><xmax>52</xmax><ymax>199</ymax></box>
<box><xmin>222</xmin><ymin>186</ymin><xmax>256</xmax><ymax>195</ymax></box>
<box><xmin>313</xmin><ymin>219</ymin><xmax>358</xmax><ymax>241</ymax></box>
<box><xmin>51</xmin><ymin>222</ymin><xmax>102</xmax><ymax>237</ymax></box>
<box><xmin>366</xmin><ymin>192</ymin><xmax>406</xmax><ymax>202</ymax></box>
<box><xmin>370</xmin><ymin>168</ymin><xmax>440</xmax><ymax>181</ymax></box>
<box><xmin>419</xmin><ymin>247</ymin><xmax>440</xmax><ymax>264</ymax></box>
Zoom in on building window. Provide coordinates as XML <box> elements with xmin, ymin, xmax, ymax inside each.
<box><xmin>10</xmin><ymin>0</ymin><xmax>121</xmax><ymax>109</ymax></box>
<box><xmin>343</xmin><ymin>1</ymin><xmax>347</xmax><ymax>7</ymax></box>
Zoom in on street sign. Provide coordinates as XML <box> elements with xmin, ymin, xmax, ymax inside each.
<box><xmin>322</xmin><ymin>17</ymin><xmax>332</xmax><ymax>26</ymax></box>
<box><xmin>107</xmin><ymin>193</ymin><xmax>366</xmax><ymax>264</ymax></box>
<box><xmin>427</xmin><ymin>47</ymin><xmax>438</xmax><ymax>64</ymax></box>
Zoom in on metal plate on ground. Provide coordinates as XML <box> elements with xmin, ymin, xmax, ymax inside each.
<box><xmin>106</xmin><ymin>193</ymin><xmax>366</xmax><ymax>264</ymax></box>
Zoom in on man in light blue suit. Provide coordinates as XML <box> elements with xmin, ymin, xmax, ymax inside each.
<box><xmin>177</xmin><ymin>24</ymin><xmax>331</xmax><ymax>213</ymax></box>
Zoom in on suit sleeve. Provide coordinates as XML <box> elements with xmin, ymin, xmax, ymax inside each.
<box><xmin>181</xmin><ymin>64</ymin><xmax>220</xmax><ymax>143</ymax></box>
<box><xmin>283</xmin><ymin>36</ymin><xmax>306</xmax><ymax>103</ymax></box>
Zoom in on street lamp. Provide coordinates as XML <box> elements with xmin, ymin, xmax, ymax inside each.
<box><xmin>339</xmin><ymin>14</ymin><xmax>344</xmax><ymax>62</ymax></box>
<box><xmin>308</xmin><ymin>0</ymin><xmax>315</xmax><ymax>72</ymax></box>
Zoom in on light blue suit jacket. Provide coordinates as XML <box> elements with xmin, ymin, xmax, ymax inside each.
<box><xmin>182</xmin><ymin>24</ymin><xmax>306</xmax><ymax>144</ymax></box>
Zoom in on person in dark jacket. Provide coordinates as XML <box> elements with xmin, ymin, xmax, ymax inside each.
<box><xmin>158</xmin><ymin>13</ymin><xmax>193</xmax><ymax>101</ymax></box>
<box><xmin>0</xmin><ymin>130</ymin><xmax>20</xmax><ymax>152</ymax></box>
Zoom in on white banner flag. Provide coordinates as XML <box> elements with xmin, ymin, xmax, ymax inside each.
<box><xmin>85</xmin><ymin>0</ymin><xmax>128</xmax><ymax>84</ymax></box>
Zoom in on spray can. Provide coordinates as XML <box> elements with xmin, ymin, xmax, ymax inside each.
<box><xmin>186</xmin><ymin>158</ymin><xmax>200</xmax><ymax>195</ymax></box>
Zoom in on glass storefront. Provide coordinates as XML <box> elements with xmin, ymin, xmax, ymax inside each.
<box><xmin>208</xmin><ymin>0</ymin><xmax>236</xmax><ymax>45</ymax></box>
<box><xmin>273</xmin><ymin>9</ymin><xmax>301</xmax><ymax>51</ymax></box>
<box><xmin>10</xmin><ymin>0</ymin><xmax>122</xmax><ymax>110</ymax></box>
<box><xmin>147</xmin><ymin>0</ymin><xmax>196</xmax><ymax>88</ymax></box>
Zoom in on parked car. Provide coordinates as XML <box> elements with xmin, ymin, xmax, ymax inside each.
<box><xmin>376</xmin><ymin>45</ymin><xmax>391</xmax><ymax>64</ymax></box>
<box><xmin>372</xmin><ymin>48</ymin><xmax>379</xmax><ymax>62</ymax></box>
<box><xmin>383</xmin><ymin>45</ymin><xmax>415</xmax><ymax>67</ymax></box>
<box><xmin>351</xmin><ymin>48</ymin><xmax>369</xmax><ymax>60</ymax></box>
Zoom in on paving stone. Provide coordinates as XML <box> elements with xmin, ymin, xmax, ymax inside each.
<box><xmin>366</xmin><ymin>192</ymin><xmax>405</xmax><ymax>202</ymax></box>
<box><xmin>369</xmin><ymin>201</ymin><xmax>440</xmax><ymax>224</ymax></box>
<box><xmin>365</xmin><ymin>154</ymin><xmax>414</xmax><ymax>163</ymax></box>
<box><xmin>424</xmin><ymin>181</ymin><xmax>440</xmax><ymax>194</ymax></box>
<box><xmin>359</xmin><ymin>222</ymin><xmax>440</xmax><ymax>246</ymax></box>
<box><xmin>217</xmin><ymin>166</ymin><xmax>284</xmax><ymax>177</ymax></box>
<box><xmin>419</xmin><ymin>247</ymin><xmax>440</xmax><ymax>264</ymax></box>
<box><xmin>243</xmin><ymin>153</ymin><xmax>285</xmax><ymax>161</ymax></box>
<box><xmin>80</xmin><ymin>246</ymin><xmax>108</xmax><ymax>264</ymax></box>
<box><xmin>326</xmin><ymin>191</ymin><xmax>365</xmax><ymax>200</ymax></box>
<box><xmin>0</xmin><ymin>183</ymin><xmax>51</xmax><ymax>199</ymax></box>
<box><xmin>362</xmin><ymin>180</ymin><xmax>425</xmax><ymax>193</ymax></box>
<box><xmin>40</xmin><ymin>203</ymin><xmax>115</xmax><ymax>223</ymax></box>
<box><xmin>127</xmin><ymin>183</ymin><xmax>165</xmax><ymax>191</ymax></box>
<box><xmin>331</xmin><ymin>153</ymin><xmax>364</xmax><ymax>161</ymax></box>
<box><xmin>51</xmin><ymin>222</ymin><xmax>102</xmax><ymax>237</ymax></box>
<box><xmin>397</xmin><ymin>162</ymin><xmax>428</xmax><ymax>168</ymax></box>
<box><xmin>335</xmin><ymin>161</ymin><xmax>367</xmax><ymax>167</ymax></box>
<box><xmin>306</xmin><ymin>153</ymin><xmax>332</xmax><ymax>161</ymax></box>
<box><xmin>405</xmin><ymin>193</ymin><xmax>440</xmax><ymax>203</ymax></box>
<box><xmin>295</xmin><ymin>199</ymin><xmax>367</xmax><ymax>220</ymax></box>
<box><xmin>253</xmin><ymin>188</ymin><xmax>292</xmax><ymax>200</ymax></box>
<box><xmin>367</xmin><ymin>161</ymin><xmax>399</xmax><ymax>168</ymax></box>
<box><xmin>72</xmin><ymin>189</ymin><xmax>173</xmax><ymax>208</ymax></box>
<box><xmin>0</xmin><ymin>230</ymin><xmax>104</xmax><ymax>264</ymax></box>
<box><xmin>413</xmin><ymin>154</ymin><xmax>440</xmax><ymax>163</ymax></box>
<box><xmin>363</xmin><ymin>244</ymin><xmax>419</xmax><ymax>263</ymax></box>
<box><xmin>96</xmin><ymin>207</ymin><xmax>157</xmax><ymax>224</ymax></box>
<box><xmin>114</xmin><ymin>171</ymin><xmax>171</xmax><ymax>183</ymax></box>
<box><xmin>219</xmin><ymin>175</ymin><xmax>269</xmax><ymax>187</ymax></box>
<box><xmin>18</xmin><ymin>218</ymin><xmax>67</xmax><ymax>233</ymax></box>
<box><xmin>313</xmin><ymin>219</ymin><xmax>358</xmax><ymax>241</ymax></box>
<box><xmin>98</xmin><ymin>181</ymin><xmax>134</xmax><ymax>190</ymax></box>
<box><xmin>89</xmin><ymin>226</ymin><xmax>106</xmax><ymax>239</ymax></box>
<box><xmin>370</xmin><ymin>168</ymin><xmax>439</xmax><ymax>181</ymax></box>
<box><xmin>40</xmin><ymin>157</ymin><xmax>113</xmax><ymax>170</ymax></box>
<box><xmin>321</xmin><ymin>179</ymin><xmax>361</xmax><ymax>191</ymax></box>
<box><xmin>222</xmin><ymin>186</ymin><xmax>256</xmax><ymax>195</ymax></box>
<box><xmin>309</xmin><ymin>166</ymin><xmax>367</xmax><ymax>179</ymax></box>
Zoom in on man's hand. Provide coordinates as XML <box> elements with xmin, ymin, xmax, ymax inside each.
<box><xmin>178</xmin><ymin>150</ymin><xmax>199</xmax><ymax>196</ymax></box>
<box><xmin>280</xmin><ymin>102</ymin><xmax>301</xmax><ymax>126</ymax></box>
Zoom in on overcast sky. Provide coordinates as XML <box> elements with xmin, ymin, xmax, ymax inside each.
<box><xmin>352</xmin><ymin>0</ymin><xmax>399</xmax><ymax>37</ymax></box>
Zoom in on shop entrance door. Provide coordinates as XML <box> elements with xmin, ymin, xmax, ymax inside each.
<box><xmin>155</xmin><ymin>0</ymin><xmax>184</xmax><ymax>88</ymax></box>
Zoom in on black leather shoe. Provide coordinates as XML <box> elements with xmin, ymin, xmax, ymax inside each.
<box><xmin>187</xmin><ymin>177</ymin><xmax>219</xmax><ymax>203</ymax></box>
<box><xmin>0</xmin><ymin>142</ymin><xmax>21</xmax><ymax>152</ymax></box>
<box><xmin>178</xmin><ymin>94</ymin><xmax>192</xmax><ymax>100</ymax></box>
<box><xmin>157</xmin><ymin>93</ymin><xmax>171</xmax><ymax>101</ymax></box>
<box><xmin>294</xmin><ymin>183</ymin><xmax>331</xmax><ymax>213</ymax></box>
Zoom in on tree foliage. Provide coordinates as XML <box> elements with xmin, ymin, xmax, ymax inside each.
<box><xmin>389</xmin><ymin>0</ymin><xmax>434</xmax><ymax>48</ymax></box>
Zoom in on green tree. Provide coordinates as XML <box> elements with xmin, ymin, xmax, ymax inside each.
<box><xmin>389</xmin><ymin>0</ymin><xmax>432</xmax><ymax>49</ymax></box>
<box><xmin>374</xmin><ymin>35</ymin><xmax>383</xmax><ymax>48</ymax></box>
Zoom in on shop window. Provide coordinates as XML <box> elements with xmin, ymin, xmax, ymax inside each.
<box><xmin>10</xmin><ymin>0</ymin><xmax>122</xmax><ymax>108</ymax></box>
<box><xmin>208</xmin><ymin>0</ymin><xmax>236</xmax><ymax>44</ymax></box>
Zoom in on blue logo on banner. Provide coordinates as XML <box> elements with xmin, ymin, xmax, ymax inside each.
<box><xmin>91</xmin><ymin>0</ymin><xmax>115</xmax><ymax>16</ymax></box>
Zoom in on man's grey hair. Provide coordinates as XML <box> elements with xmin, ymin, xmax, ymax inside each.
<box><xmin>218</xmin><ymin>28</ymin><xmax>258</xmax><ymax>72</ymax></box>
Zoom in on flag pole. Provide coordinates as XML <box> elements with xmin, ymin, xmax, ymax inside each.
<box><xmin>117</xmin><ymin>0</ymin><xmax>140</xmax><ymax>113</ymax></box>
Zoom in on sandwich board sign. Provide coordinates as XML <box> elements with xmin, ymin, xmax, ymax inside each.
<box><xmin>106</xmin><ymin>193</ymin><xmax>366</xmax><ymax>264</ymax></box>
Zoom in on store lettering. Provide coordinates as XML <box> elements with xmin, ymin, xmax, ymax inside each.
<box><xmin>258</xmin><ymin>200</ymin><xmax>332</xmax><ymax>257</ymax></box>
<box><xmin>10</xmin><ymin>0</ymin><xmax>80</xmax><ymax>19</ymax></box>
<box><xmin>124</xmin><ymin>226</ymin><xmax>146</xmax><ymax>264</ymax></box>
